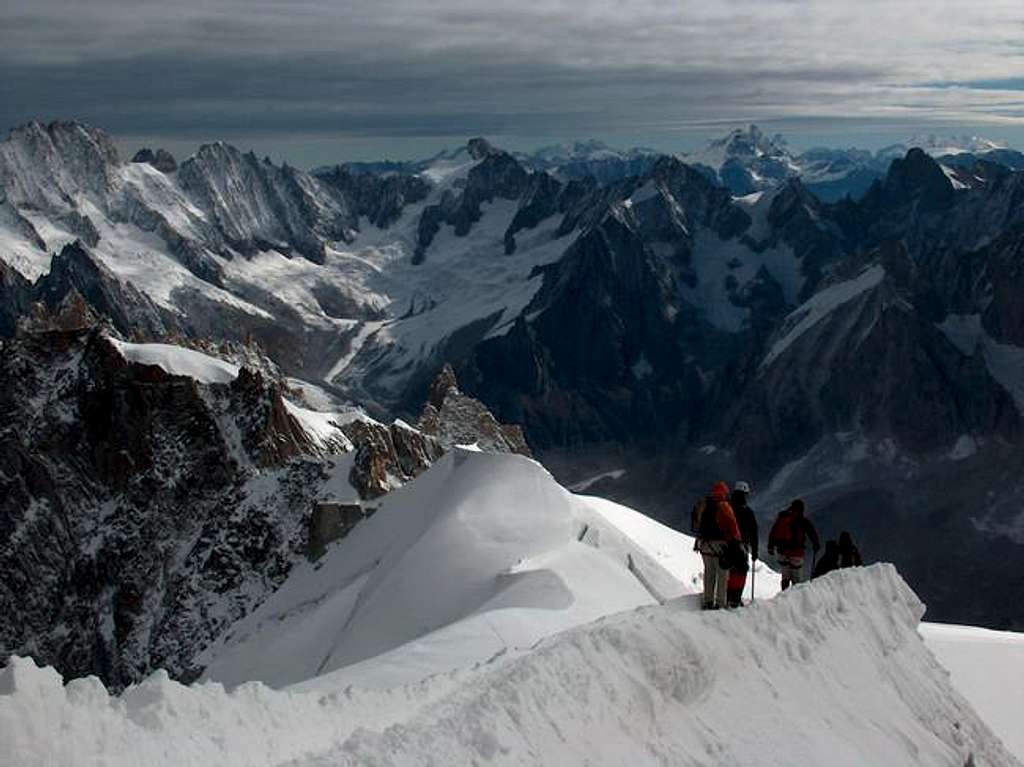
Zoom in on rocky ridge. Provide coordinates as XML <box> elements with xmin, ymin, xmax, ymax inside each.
<box><xmin>0</xmin><ymin>301</ymin><xmax>527</xmax><ymax>688</ymax></box>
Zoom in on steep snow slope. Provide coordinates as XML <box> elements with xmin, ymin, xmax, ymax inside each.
<box><xmin>199</xmin><ymin>450</ymin><xmax>781</xmax><ymax>689</ymax></box>
<box><xmin>761</xmin><ymin>264</ymin><xmax>886</xmax><ymax>368</ymax></box>
<box><xmin>920</xmin><ymin>623</ymin><xmax>1024</xmax><ymax>759</ymax></box>
<box><xmin>1</xmin><ymin>566</ymin><xmax>1017</xmax><ymax>767</ymax></box>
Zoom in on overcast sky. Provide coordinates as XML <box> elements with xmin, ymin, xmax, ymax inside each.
<box><xmin>2</xmin><ymin>0</ymin><xmax>1024</xmax><ymax>166</ymax></box>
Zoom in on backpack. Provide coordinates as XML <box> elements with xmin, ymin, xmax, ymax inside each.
<box><xmin>693</xmin><ymin>496</ymin><xmax>724</xmax><ymax>540</ymax></box>
<box><xmin>690</xmin><ymin>498</ymin><xmax>706</xmax><ymax>535</ymax></box>
<box><xmin>772</xmin><ymin>511</ymin><xmax>805</xmax><ymax>548</ymax></box>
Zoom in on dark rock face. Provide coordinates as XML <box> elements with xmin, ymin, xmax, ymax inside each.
<box><xmin>34</xmin><ymin>241</ymin><xmax>172</xmax><ymax>340</ymax></box>
<box><xmin>505</xmin><ymin>172</ymin><xmax>563</xmax><ymax>254</ymax></box>
<box><xmin>724</xmin><ymin>271</ymin><xmax>1019</xmax><ymax>470</ymax></box>
<box><xmin>462</xmin><ymin>158</ymin><xmax>752</xmax><ymax>449</ymax></box>
<box><xmin>132</xmin><ymin>148</ymin><xmax>178</xmax><ymax>173</ymax></box>
<box><xmin>0</xmin><ymin>261</ymin><xmax>33</xmax><ymax>337</ymax></box>
<box><xmin>0</xmin><ymin>327</ymin><xmax>279</xmax><ymax>686</ymax></box>
<box><xmin>314</xmin><ymin>166</ymin><xmax>430</xmax><ymax>229</ymax></box>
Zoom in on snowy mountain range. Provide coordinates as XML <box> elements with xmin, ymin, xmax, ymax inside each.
<box><xmin>677</xmin><ymin>125</ymin><xmax>1024</xmax><ymax>201</ymax></box>
<box><xmin>3</xmin><ymin>117</ymin><xmax>1024</xmax><ymax>732</ymax></box>
<box><xmin>327</xmin><ymin>126</ymin><xmax>1024</xmax><ymax>203</ymax></box>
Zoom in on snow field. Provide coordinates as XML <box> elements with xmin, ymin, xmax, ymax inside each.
<box><xmin>919</xmin><ymin>623</ymin><xmax>1024</xmax><ymax>759</ymax></box>
<box><xmin>311</xmin><ymin>564</ymin><xmax>1015</xmax><ymax>767</ymax></box>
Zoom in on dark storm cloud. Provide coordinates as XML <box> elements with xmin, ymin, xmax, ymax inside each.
<box><xmin>3</xmin><ymin>1</ymin><xmax>1024</xmax><ymax>160</ymax></box>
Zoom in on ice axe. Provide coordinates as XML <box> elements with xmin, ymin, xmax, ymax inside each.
<box><xmin>749</xmin><ymin>555</ymin><xmax>756</xmax><ymax>603</ymax></box>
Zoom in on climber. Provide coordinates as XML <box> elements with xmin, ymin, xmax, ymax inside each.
<box><xmin>837</xmin><ymin>531</ymin><xmax>863</xmax><ymax>568</ymax></box>
<box><xmin>692</xmin><ymin>481</ymin><xmax>742</xmax><ymax>610</ymax></box>
<box><xmin>726</xmin><ymin>481</ymin><xmax>758</xmax><ymax>607</ymax></box>
<box><xmin>767</xmin><ymin>499</ymin><xmax>820</xmax><ymax>590</ymax></box>
<box><xmin>812</xmin><ymin>540</ymin><xmax>840</xmax><ymax>579</ymax></box>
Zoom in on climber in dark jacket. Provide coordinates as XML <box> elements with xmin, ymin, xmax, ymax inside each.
<box><xmin>812</xmin><ymin>540</ymin><xmax>840</xmax><ymax>579</ymax></box>
<box><xmin>837</xmin><ymin>531</ymin><xmax>863</xmax><ymax>568</ymax></box>
<box><xmin>726</xmin><ymin>481</ymin><xmax>758</xmax><ymax>607</ymax></box>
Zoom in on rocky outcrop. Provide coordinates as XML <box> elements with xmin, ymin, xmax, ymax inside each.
<box><xmin>33</xmin><ymin>241</ymin><xmax>172</xmax><ymax>340</ymax></box>
<box><xmin>314</xmin><ymin>166</ymin><xmax>430</xmax><ymax>229</ymax></box>
<box><xmin>417</xmin><ymin>364</ymin><xmax>530</xmax><ymax>455</ymax></box>
<box><xmin>132</xmin><ymin>148</ymin><xmax>178</xmax><ymax>174</ymax></box>
<box><xmin>0</xmin><ymin>261</ymin><xmax>33</xmax><ymax>336</ymax></box>
<box><xmin>343</xmin><ymin>417</ymin><xmax>443</xmax><ymax>500</ymax></box>
<box><xmin>0</xmin><ymin>327</ymin><xmax>360</xmax><ymax>686</ymax></box>
<box><xmin>344</xmin><ymin>365</ymin><xmax>524</xmax><ymax>498</ymax></box>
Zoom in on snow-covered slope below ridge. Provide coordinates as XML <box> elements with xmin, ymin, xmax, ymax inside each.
<box><xmin>3</xmin><ymin>450</ymin><xmax>1020</xmax><ymax>767</ymax></box>
<box><xmin>198</xmin><ymin>449</ymin><xmax>780</xmax><ymax>690</ymax></box>
<box><xmin>0</xmin><ymin>511</ymin><xmax>1018</xmax><ymax>764</ymax></box>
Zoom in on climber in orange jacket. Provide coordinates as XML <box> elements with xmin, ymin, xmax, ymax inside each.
<box><xmin>691</xmin><ymin>481</ymin><xmax>742</xmax><ymax>610</ymax></box>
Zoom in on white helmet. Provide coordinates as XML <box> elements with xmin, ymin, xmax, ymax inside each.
<box><xmin>734</xmin><ymin>481</ymin><xmax>751</xmax><ymax>494</ymax></box>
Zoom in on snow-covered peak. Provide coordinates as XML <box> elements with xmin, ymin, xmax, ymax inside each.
<box><xmin>684</xmin><ymin>124</ymin><xmax>791</xmax><ymax>170</ymax></box>
<box><xmin>527</xmin><ymin>139</ymin><xmax>655</xmax><ymax>165</ymax></box>
<box><xmin>0</xmin><ymin>120</ymin><xmax>121</xmax><ymax>212</ymax></box>
<box><xmin>878</xmin><ymin>133</ymin><xmax>1009</xmax><ymax>161</ymax></box>
<box><xmin>905</xmin><ymin>133</ymin><xmax>1007</xmax><ymax>156</ymax></box>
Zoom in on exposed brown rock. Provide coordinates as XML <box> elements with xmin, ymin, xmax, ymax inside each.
<box><xmin>17</xmin><ymin>290</ymin><xmax>99</xmax><ymax>335</ymax></box>
<box><xmin>427</xmin><ymin>363</ymin><xmax>460</xmax><ymax>409</ymax></box>
<box><xmin>391</xmin><ymin>420</ymin><xmax>444</xmax><ymax>477</ymax></box>
<box><xmin>229</xmin><ymin>368</ymin><xmax>312</xmax><ymax>467</ymax></box>
<box><xmin>343</xmin><ymin>420</ymin><xmax>401</xmax><ymax>499</ymax></box>
<box><xmin>418</xmin><ymin>365</ymin><xmax>531</xmax><ymax>456</ymax></box>
<box><xmin>308</xmin><ymin>502</ymin><xmax>364</xmax><ymax>560</ymax></box>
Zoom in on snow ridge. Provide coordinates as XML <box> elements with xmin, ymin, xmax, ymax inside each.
<box><xmin>1</xmin><ymin>566</ymin><xmax>1015</xmax><ymax>767</ymax></box>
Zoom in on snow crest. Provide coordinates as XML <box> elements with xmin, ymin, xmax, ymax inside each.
<box><xmin>109</xmin><ymin>339</ymin><xmax>241</xmax><ymax>384</ymax></box>
<box><xmin>198</xmin><ymin>450</ymin><xmax>756</xmax><ymax>690</ymax></box>
<box><xmin>0</xmin><ymin>566</ymin><xmax>1015</xmax><ymax>767</ymax></box>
